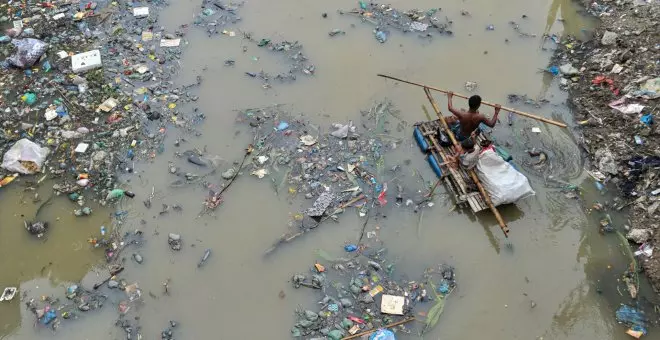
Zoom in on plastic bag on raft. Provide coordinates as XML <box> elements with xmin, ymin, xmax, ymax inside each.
<box><xmin>476</xmin><ymin>149</ymin><xmax>534</xmax><ymax>206</ymax></box>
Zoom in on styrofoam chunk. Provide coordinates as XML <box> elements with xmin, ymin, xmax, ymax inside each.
<box><xmin>133</xmin><ymin>7</ymin><xmax>149</xmax><ymax>17</ymax></box>
<box><xmin>71</xmin><ymin>50</ymin><xmax>102</xmax><ymax>73</ymax></box>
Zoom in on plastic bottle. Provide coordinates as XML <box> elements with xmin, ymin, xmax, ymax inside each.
<box><xmin>100</xmin><ymin>226</ymin><xmax>106</xmax><ymax>235</ymax></box>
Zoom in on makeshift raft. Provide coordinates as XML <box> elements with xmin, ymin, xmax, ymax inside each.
<box><xmin>414</xmin><ymin>120</ymin><xmax>490</xmax><ymax>213</ymax></box>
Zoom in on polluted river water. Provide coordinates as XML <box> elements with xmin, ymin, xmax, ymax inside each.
<box><xmin>1</xmin><ymin>0</ymin><xmax>654</xmax><ymax>339</ymax></box>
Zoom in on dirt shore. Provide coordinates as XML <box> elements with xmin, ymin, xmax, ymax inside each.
<box><xmin>557</xmin><ymin>0</ymin><xmax>660</xmax><ymax>291</ymax></box>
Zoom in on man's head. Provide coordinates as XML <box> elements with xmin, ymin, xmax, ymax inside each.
<box><xmin>461</xmin><ymin>139</ymin><xmax>475</xmax><ymax>153</ymax></box>
<box><xmin>468</xmin><ymin>95</ymin><xmax>482</xmax><ymax>112</ymax></box>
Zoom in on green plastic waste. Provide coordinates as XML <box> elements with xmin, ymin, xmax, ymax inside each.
<box><xmin>327</xmin><ymin>329</ymin><xmax>343</xmax><ymax>340</ymax></box>
<box><xmin>21</xmin><ymin>92</ymin><xmax>37</xmax><ymax>105</ymax></box>
<box><xmin>341</xmin><ymin>318</ymin><xmax>354</xmax><ymax>329</ymax></box>
<box><xmin>257</xmin><ymin>38</ymin><xmax>270</xmax><ymax>47</ymax></box>
<box><xmin>106</xmin><ymin>189</ymin><xmax>125</xmax><ymax>200</ymax></box>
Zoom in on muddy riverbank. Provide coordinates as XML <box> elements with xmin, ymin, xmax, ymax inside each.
<box><xmin>2</xmin><ymin>0</ymin><xmax>658</xmax><ymax>339</ymax></box>
<box><xmin>555</xmin><ymin>0</ymin><xmax>660</xmax><ymax>293</ymax></box>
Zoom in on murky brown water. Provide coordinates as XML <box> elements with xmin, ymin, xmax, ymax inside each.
<box><xmin>2</xmin><ymin>0</ymin><xmax>650</xmax><ymax>339</ymax></box>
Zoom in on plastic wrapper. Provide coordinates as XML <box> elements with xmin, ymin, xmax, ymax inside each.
<box><xmin>7</xmin><ymin>38</ymin><xmax>47</xmax><ymax>69</ymax></box>
<box><xmin>1</xmin><ymin>139</ymin><xmax>50</xmax><ymax>174</ymax></box>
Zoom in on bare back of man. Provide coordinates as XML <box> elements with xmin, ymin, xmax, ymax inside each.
<box><xmin>446</xmin><ymin>92</ymin><xmax>500</xmax><ymax>140</ymax></box>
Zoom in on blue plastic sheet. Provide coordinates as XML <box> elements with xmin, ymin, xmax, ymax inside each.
<box><xmin>41</xmin><ymin>310</ymin><xmax>57</xmax><ymax>325</ymax></box>
<box><xmin>615</xmin><ymin>305</ymin><xmax>647</xmax><ymax>335</ymax></box>
<box><xmin>370</xmin><ymin>329</ymin><xmax>396</xmax><ymax>340</ymax></box>
<box><xmin>641</xmin><ymin>113</ymin><xmax>653</xmax><ymax>126</ymax></box>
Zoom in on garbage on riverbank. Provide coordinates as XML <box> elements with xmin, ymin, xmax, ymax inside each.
<box><xmin>290</xmin><ymin>240</ymin><xmax>456</xmax><ymax>339</ymax></box>
<box><xmin>342</xmin><ymin>2</ymin><xmax>453</xmax><ymax>42</ymax></box>
<box><xmin>553</xmin><ymin>0</ymin><xmax>660</xmax><ymax>296</ymax></box>
<box><xmin>0</xmin><ymin>0</ymin><xmax>195</xmax><ymax>204</ymax></box>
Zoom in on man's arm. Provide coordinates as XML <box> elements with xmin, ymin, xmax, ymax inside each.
<box><xmin>447</xmin><ymin>92</ymin><xmax>463</xmax><ymax>118</ymax></box>
<box><xmin>482</xmin><ymin>104</ymin><xmax>501</xmax><ymax>128</ymax></box>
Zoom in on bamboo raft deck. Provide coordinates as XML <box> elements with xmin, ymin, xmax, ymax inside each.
<box><xmin>415</xmin><ymin>119</ymin><xmax>489</xmax><ymax>213</ymax></box>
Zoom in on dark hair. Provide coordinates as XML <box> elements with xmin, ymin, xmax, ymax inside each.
<box><xmin>468</xmin><ymin>95</ymin><xmax>482</xmax><ymax>111</ymax></box>
<box><xmin>461</xmin><ymin>138</ymin><xmax>475</xmax><ymax>151</ymax></box>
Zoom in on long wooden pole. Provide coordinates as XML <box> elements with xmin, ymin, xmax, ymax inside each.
<box><xmin>341</xmin><ymin>317</ymin><xmax>416</xmax><ymax>340</ymax></box>
<box><xmin>378</xmin><ymin>74</ymin><xmax>567</xmax><ymax>128</ymax></box>
<box><xmin>423</xmin><ymin>87</ymin><xmax>510</xmax><ymax>237</ymax></box>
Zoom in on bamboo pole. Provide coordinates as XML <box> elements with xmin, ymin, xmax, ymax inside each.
<box><xmin>423</xmin><ymin>87</ymin><xmax>510</xmax><ymax>237</ymax></box>
<box><xmin>378</xmin><ymin>74</ymin><xmax>568</xmax><ymax>128</ymax></box>
<box><xmin>341</xmin><ymin>317</ymin><xmax>416</xmax><ymax>340</ymax></box>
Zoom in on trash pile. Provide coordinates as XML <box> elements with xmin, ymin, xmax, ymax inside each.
<box><xmin>552</xmin><ymin>0</ymin><xmax>660</xmax><ymax>294</ymax></box>
<box><xmin>342</xmin><ymin>2</ymin><xmax>453</xmax><ymax>43</ymax></box>
<box><xmin>290</xmin><ymin>241</ymin><xmax>456</xmax><ymax>339</ymax></box>
<box><xmin>0</xmin><ymin>0</ymin><xmax>197</xmax><ymax>204</ymax></box>
<box><xmin>228</xmin><ymin>103</ymin><xmax>437</xmax><ymax>255</ymax></box>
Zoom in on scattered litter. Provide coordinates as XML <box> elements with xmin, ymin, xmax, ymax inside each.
<box><xmin>559</xmin><ymin>63</ymin><xmax>579</xmax><ymax>76</ymax></box>
<box><xmin>329</xmin><ymin>29</ymin><xmax>346</xmax><ymax>37</ymax></box>
<box><xmin>464</xmin><ymin>81</ymin><xmax>478</xmax><ymax>92</ymax></box>
<box><xmin>7</xmin><ymin>38</ymin><xmax>47</xmax><ymax>69</ymax></box>
<box><xmin>24</xmin><ymin>221</ymin><xmax>49</xmax><ymax>237</ymax></box>
<box><xmin>611</xmin><ymin>64</ymin><xmax>624</xmax><ymax>74</ymax></box>
<box><xmin>251</xmin><ymin>168</ymin><xmax>269</xmax><ymax>178</ymax></box>
<box><xmin>0</xmin><ymin>287</ymin><xmax>17</xmax><ymax>302</ymax></box>
<box><xmin>45</xmin><ymin>108</ymin><xmax>58</xmax><ymax>121</ymax></box>
<box><xmin>601</xmin><ymin>31</ymin><xmax>618</xmax><ymax>45</ymax></box>
<box><xmin>75</xmin><ymin>143</ymin><xmax>90</xmax><ymax>154</ymax></box>
<box><xmin>615</xmin><ymin>305</ymin><xmax>647</xmax><ymax>337</ymax></box>
<box><xmin>1</xmin><ymin>139</ymin><xmax>50</xmax><ymax>175</ymax></box>
<box><xmin>331</xmin><ymin>121</ymin><xmax>354</xmax><ymax>138</ymax></box>
<box><xmin>381</xmin><ymin>294</ymin><xmax>405</xmax><ymax>315</ymax></box>
<box><xmin>133</xmin><ymin>7</ymin><xmax>150</xmax><ymax>18</ymax></box>
<box><xmin>71</xmin><ymin>50</ymin><xmax>102</xmax><ymax>73</ymax></box>
<box><xmin>277</xmin><ymin>121</ymin><xmax>289</xmax><ymax>131</ymax></box>
<box><xmin>531</xmin><ymin>127</ymin><xmax>541</xmax><ymax>133</ymax></box>
<box><xmin>300</xmin><ymin>135</ymin><xmax>317</xmax><ymax>146</ymax></box>
<box><xmin>410</xmin><ymin>22</ymin><xmax>429</xmax><ymax>32</ymax></box>
<box><xmin>375</xmin><ymin>30</ymin><xmax>388</xmax><ymax>43</ymax></box>
<box><xmin>306</xmin><ymin>192</ymin><xmax>335</xmax><ymax>217</ymax></box>
<box><xmin>608</xmin><ymin>97</ymin><xmax>645</xmax><ymax>114</ymax></box>
<box><xmin>98</xmin><ymin>98</ymin><xmax>119</xmax><ymax>112</ymax></box>
<box><xmin>160</xmin><ymin>39</ymin><xmax>181</xmax><ymax>47</ymax></box>
<box><xmin>634</xmin><ymin>243</ymin><xmax>653</xmax><ymax>257</ymax></box>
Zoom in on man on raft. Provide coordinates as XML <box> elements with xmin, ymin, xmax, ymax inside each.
<box><xmin>445</xmin><ymin>92</ymin><xmax>501</xmax><ymax>141</ymax></box>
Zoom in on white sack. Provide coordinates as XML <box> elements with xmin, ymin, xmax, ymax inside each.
<box><xmin>476</xmin><ymin>149</ymin><xmax>534</xmax><ymax>206</ymax></box>
<box><xmin>1</xmin><ymin>138</ymin><xmax>50</xmax><ymax>174</ymax></box>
